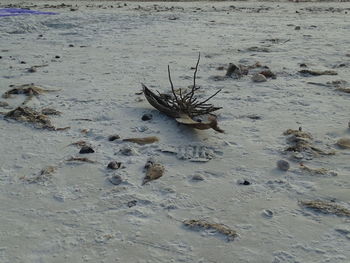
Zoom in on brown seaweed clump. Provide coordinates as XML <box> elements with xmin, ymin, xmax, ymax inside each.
<box><xmin>283</xmin><ymin>128</ymin><xmax>335</xmax><ymax>158</ymax></box>
<box><xmin>142</xmin><ymin>159</ymin><xmax>164</xmax><ymax>185</ymax></box>
<box><xmin>299</xmin><ymin>200</ymin><xmax>350</xmax><ymax>217</ymax></box>
<box><xmin>183</xmin><ymin>219</ymin><xmax>238</xmax><ymax>241</ymax></box>
<box><xmin>3</xmin><ymin>106</ymin><xmax>69</xmax><ymax>131</ymax></box>
<box><xmin>2</xmin><ymin>84</ymin><xmax>60</xmax><ymax>105</ymax></box>
<box><xmin>123</xmin><ymin>136</ymin><xmax>159</xmax><ymax>145</ymax></box>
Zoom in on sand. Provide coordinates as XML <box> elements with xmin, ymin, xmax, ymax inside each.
<box><xmin>0</xmin><ymin>1</ymin><xmax>350</xmax><ymax>262</ymax></box>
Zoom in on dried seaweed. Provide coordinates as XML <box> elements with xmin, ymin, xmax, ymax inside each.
<box><xmin>22</xmin><ymin>165</ymin><xmax>57</xmax><ymax>183</ymax></box>
<box><xmin>66</xmin><ymin>157</ymin><xmax>96</xmax><ymax>163</ymax></box>
<box><xmin>4</xmin><ymin>106</ymin><xmax>69</xmax><ymax>131</ymax></box>
<box><xmin>41</xmin><ymin>108</ymin><xmax>61</xmax><ymax>116</ymax></box>
<box><xmin>2</xmin><ymin>84</ymin><xmax>60</xmax><ymax>105</ymax></box>
<box><xmin>183</xmin><ymin>219</ymin><xmax>237</xmax><ymax>241</ymax></box>
<box><xmin>335</xmin><ymin>88</ymin><xmax>350</xmax><ymax>93</ymax></box>
<box><xmin>123</xmin><ymin>136</ymin><xmax>159</xmax><ymax>145</ymax></box>
<box><xmin>283</xmin><ymin>128</ymin><xmax>335</xmax><ymax>158</ymax></box>
<box><xmin>299</xmin><ymin>200</ymin><xmax>350</xmax><ymax>217</ymax></box>
<box><xmin>299</xmin><ymin>69</ymin><xmax>338</xmax><ymax>76</ymax></box>
<box><xmin>299</xmin><ymin>163</ymin><xmax>337</xmax><ymax>176</ymax></box>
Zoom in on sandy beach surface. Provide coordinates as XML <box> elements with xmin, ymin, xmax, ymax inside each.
<box><xmin>0</xmin><ymin>1</ymin><xmax>350</xmax><ymax>262</ymax></box>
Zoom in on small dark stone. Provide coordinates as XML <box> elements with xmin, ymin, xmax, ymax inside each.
<box><xmin>27</xmin><ymin>67</ymin><xmax>37</xmax><ymax>73</ymax></box>
<box><xmin>108</xmin><ymin>134</ymin><xmax>120</xmax><ymax>141</ymax></box>
<box><xmin>20</xmin><ymin>61</ymin><xmax>26</xmax><ymax>64</ymax></box>
<box><xmin>277</xmin><ymin>160</ymin><xmax>290</xmax><ymax>171</ymax></box>
<box><xmin>127</xmin><ymin>200</ymin><xmax>137</xmax><ymax>208</ymax></box>
<box><xmin>79</xmin><ymin>146</ymin><xmax>95</xmax><ymax>154</ymax></box>
<box><xmin>299</xmin><ymin>63</ymin><xmax>307</xmax><ymax>68</ymax></box>
<box><xmin>108</xmin><ymin>175</ymin><xmax>122</xmax><ymax>185</ymax></box>
<box><xmin>38</xmin><ymin>34</ymin><xmax>43</xmax><ymax>37</ymax></box>
<box><xmin>295</xmin><ymin>26</ymin><xmax>301</xmax><ymax>30</ymax></box>
<box><xmin>0</xmin><ymin>56</ymin><xmax>2</xmax><ymax>59</ymax></box>
<box><xmin>55</xmin><ymin>55</ymin><xmax>60</xmax><ymax>59</ymax></box>
<box><xmin>107</xmin><ymin>161</ymin><xmax>121</xmax><ymax>170</ymax></box>
<box><xmin>142</xmin><ymin>113</ymin><xmax>152</xmax><ymax>121</ymax></box>
<box><xmin>239</xmin><ymin>180</ymin><xmax>251</xmax><ymax>185</ymax></box>
<box><xmin>191</xmin><ymin>175</ymin><xmax>204</xmax><ymax>181</ymax></box>
<box><xmin>68</xmin><ymin>44</ymin><xmax>74</xmax><ymax>47</ymax></box>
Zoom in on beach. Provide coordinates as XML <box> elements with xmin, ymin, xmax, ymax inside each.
<box><xmin>0</xmin><ymin>1</ymin><xmax>350</xmax><ymax>262</ymax></box>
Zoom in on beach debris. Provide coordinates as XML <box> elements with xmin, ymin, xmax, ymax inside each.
<box><xmin>108</xmin><ymin>134</ymin><xmax>120</xmax><ymax>141</ymax></box>
<box><xmin>277</xmin><ymin>160</ymin><xmax>290</xmax><ymax>171</ymax></box>
<box><xmin>142</xmin><ymin>54</ymin><xmax>224</xmax><ymax>133</ymax></box>
<box><xmin>119</xmin><ymin>145</ymin><xmax>138</xmax><ymax>156</ymax></box>
<box><xmin>123</xmin><ymin>136</ymin><xmax>159</xmax><ymax>145</ymax></box>
<box><xmin>299</xmin><ymin>163</ymin><xmax>337</xmax><ymax>176</ymax></box>
<box><xmin>107</xmin><ymin>161</ymin><xmax>122</xmax><ymax>170</ymax></box>
<box><xmin>262</xmin><ymin>209</ymin><xmax>274</xmax><ymax>218</ymax></box>
<box><xmin>336</xmin><ymin>87</ymin><xmax>350</xmax><ymax>93</ymax></box>
<box><xmin>283</xmin><ymin>128</ymin><xmax>335</xmax><ymax>158</ymax></box>
<box><xmin>2</xmin><ymin>84</ymin><xmax>60</xmax><ymax>105</ymax></box>
<box><xmin>3</xmin><ymin>106</ymin><xmax>69</xmax><ymax>131</ymax></box>
<box><xmin>72</xmin><ymin>118</ymin><xmax>93</xmax><ymax>121</ymax></box>
<box><xmin>0</xmin><ymin>101</ymin><xmax>9</xmax><ymax>107</ymax></box>
<box><xmin>336</xmin><ymin>138</ymin><xmax>350</xmax><ymax>149</ymax></box>
<box><xmin>26</xmin><ymin>64</ymin><xmax>48</xmax><ymax>73</ymax></box>
<box><xmin>225</xmin><ymin>63</ymin><xmax>244</xmax><ymax>78</ymax></box>
<box><xmin>68</xmin><ymin>140</ymin><xmax>89</xmax><ymax>148</ymax></box>
<box><xmin>40</xmin><ymin>108</ymin><xmax>61</xmax><ymax>116</ymax></box>
<box><xmin>294</xmin><ymin>26</ymin><xmax>301</xmax><ymax>30</ymax></box>
<box><xmin>183</xmin><ymin>219</ymin><xmax>237</xmax><ymax>241</ymax></box>
<box><xmin>259</xmin><ymin>70</ymin><xmax>276</xmax><ymax>79</ymax></box>
<box><xmin>191</xmin><ymin>174</ymin><xmax>205</xmax><ymax>181</ymax></box>
<box><xmin>238</xmin><ymin>179</ymin><xmax>251</xmax><ymax>185</ymax></box>
<box><xmin>142</xmin><ymin>159</ymin><xmax>164</xmax><ymax>185</ymax></box>
<box><xmin>66</xmin><ymin>157</ymin><xmax>96</xmax><ymax>163</ymax></box>
<box><xmin>127</xmin><ymin>200</ymin><xmax>137</xmax><ymax>208</ymax></box>
<box><xmin>141</xmin><ymin>113</ymin><xmax>153</xmax><ymax>121</ymax></box>
<box><xmin>160</xmin><ymin>144</ymin><xmax>216</xmax><ymax>162</ymax></box>
<box><xmin>22</xmin><ymin>165</ymin><xmax>57</xmax><ymax>183</ymax></box>
<box><xmin>251</xmin><ymin>73</ymin><xmax>267</xmax><ymax>82</ymax></box>
<box><xmin>79</xmin><ymin>146</ymin><xmax>95</xmax><ymax>154</ymax></box>
<box><xmin>299</xmin><ymin>200</ymin><xmax>350</xmax><ymax>217</ymax></box>
<box><xmin>108</xmin><ymin>174</ymin><xmax>123</xmax><ymax>185</ymax></box>
<box><xmin>299</xmin><ymin>69</ymin><xmax>337</xmax><ymax>76</ymax></box>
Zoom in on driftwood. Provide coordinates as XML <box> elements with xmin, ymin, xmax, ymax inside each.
<box><xmin>142</xmin><ymin>54</ymin><xmax>224</xmax><ymax>133</ymax></box>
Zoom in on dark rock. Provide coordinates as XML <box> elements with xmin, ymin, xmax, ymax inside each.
<box><xmin>191</xmin><ymin>175</ymin><xmax>204</xmax><ymax>181</ymax></box>
<box><xmin>68</xmin><ymin>44</ymin><xmax>74</xmax><ymax>47</ymax></box>
<box><xmin>108</xmin><ymin>134</ymin><xmax>120</xmax><ymax>141</ymax></box>
<box><xmin>295</xmin><ymin>26</ymin><xmax>301</xmax><ymax>30</ymax></box>
<box><xmin>20</xmin><ymin>61</ymin><xmax>26</xmax><ymax>64</ymax></box>
<box><xmin>108</xmin><ymin>175</ymin><xmax>122</xmax><ymax>185</ymax></box>
<box><xmin>277</xmin><ymin>160</ymin><xmax>290</xmax><ymax>171</ymax></box>
<box><xmin>107</xmin><ymin>161</ymin><xmax>122</xmax><ymax>170</ymax></box>
<box><xmin>142</xmin><ymin>113</ymin><xmax>152</xmax><ymax>121</ymax></box>
<box><xmin>239</xmin><ymin>180</ymin><xmax>251</xmax><ymax>185</ymax></box>
<box><xmin>127</xmin><ymin>200</ymin><xmax>137</xmax><ymax>208</ymax></box>
<box><xmin>55</xmin><ymin>55</ymin><xmax>60</xmax><ymax>59</ymax></box>
<box><xmin>79</xmin><ymin>146</ymin><xmax>95</xmax><ymax>154</ymax></box>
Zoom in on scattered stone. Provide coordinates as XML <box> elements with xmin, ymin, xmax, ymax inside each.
<box><xmin>108</xmin><ymin>134</ymin><xmax>120</xmax><ymax>141</ymax></box>
<box><xmin>226</xmin><ymin>63</ymin><xmax>242</xmax><ymax>78</ymax></box>
<box><xmin>295</xmin><ymin>26</ymin><xmax>301</xmax><ymax>30</ymax></box>
<box><xmin>108</xmin><ymin>174</ymin><xmax>123</xmax><ymax>185</ymax></box>
<box><xmin>300</xmin><ymin>63</ymin><xmax>307</xmax><ymax>67</ymax></box>
<box><xmin>79</xmin><ymin>146</ymin><xmax>95</xmax><ymax>154</ymax></box>
<box><xmin>27</xmin><ymin>67</ymin><xmax>37</xmax><ymax>73</ymax></box>
<box><xmin>277</xmin><ymin>160</ymin><xmax>290</xmax><ymax>171</ymax></box>
<box><xmin>141</xmin><ymin>113</ymin><xmax>153</xmax><ymax>121</ymax></box>
<box><xmin>127</xmin><ymin>200</ymin><xmax>137</xmax><ymax>208</ymax></box>
<box><xmin>251</xmin><ymin>73</ymin><xmax>267</xmax><ymax>82</ymax></box>
<box><xmin>238</xmin><ymin>180</ymin><xmax>251</xmax><ymax>185</ymax></box>
<box><xmin>191</xmin><ymin>175</ymin><xmax>204</xmax><ymax>181</ymax></box>
<box><xmin>68</xmin><ymin>44</ymin><xmax>74</xmax><ymax>47</ymax></box>
<box><xmin>107</xmin><ymin>161</ymin><xmax>122</xmax><ymax>170</ymax></box>
<box><xmin>262</xmin><ymin>209</ymin><xmax>274</xmax><ymax>218</ymax></box>
<box><xmin>336</xmin><ymin>138</ymin><xmax>350</xmax><ymax>149</ymax></box>
<box><xmin>55</xmin><ymin>55</ymin><xmax>60</xmax><ymax>59</ymax></box>
<box><xmin>119</xmin><ymin>145</ymin><xmax>138</xmax><ymax>156</ymax></box>
<box><xmin>20</xmin><ymin>61</ymin><xmax>26</xmax><ymax>64</ymax></box>
<box><xmin>259</xmin><ymin>70</ymin><xmax>276</xmax><ymax>79</ymax></box>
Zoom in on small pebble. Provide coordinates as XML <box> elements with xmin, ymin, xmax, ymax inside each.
<box><xmin>262</xmin><ymin>209</ymin><xmax>274</xmax><ymax>218</ymax></box>
<box><xmin>251</xmin><ymin>73</ymin><xmax>267</xmax><ymax>82</ymax></box>
<box><xmin>277</xmin><ymin>160</ymin><xmax>290</xmax><ymax>171</ymax></box>
<box><xmin>107</xmin><ymin>161</ymin><xmax>122</xmax><ymax>170</ymax></box>
<box><xmin>108</xmin><ymin>175</ymin><xmax>122</xmax><ymax>185</ymax></box>
<box><xmin>238</xmin><ymin>180</ymin><xmax>251</xmax><ymax>185</ymax></box>
<box><xmin>79</xmin><ymin>146</ymin><xmax>95</xmax><ymax>154</ymax></box>
<box><xmin>127</xmin><ymin>200</ymin><xmax>137</xmax><ymax>208</ymax></box>
<box><xmin>27</xmin><ymin>67</ymin><xmax>37</xmax><ymax>73</ymax></box>
<box><xmin>20</xmin><ymin>61</ymin><xmax>26</xmax><ymax>64</ymax></box>
<box><xmin>38</xmin><ymin>34</ymin><xmax>43</xmax><ymax>37</ymax></box>
<box><xmin>68</xmin><ymin>44</ymin><xmax>74</xmax><ymax>47</ymax></box>
<box><xmin>191</xmin><ymin>175</ymin><xmax>204</xmax><ymax>181</ymax></box>
<box><xmin>0</xmin><ymin>56</ymin><xmax>2</xmax><ymax>59</ymax></box>
<box><xmin>295</xmin><ymin>26</ymin><xmax>301</xmax><ymax>30</ymax></box>
<box><xmin>142</xmin><ymin>113</ymin><xmax>153</xmax><ymax>121</ymax></box>
<box><xmin>108</xmin><ymin>134</ymin><xmax>120</xmax><ymax>141</ymax></box>
<box><xmin>55</xmin><ymin>55</ymin><xmax>60</xmax><ymax>59</ymax></box>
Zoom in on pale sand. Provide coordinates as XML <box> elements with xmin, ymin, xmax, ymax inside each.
<box><xmin>0</xmin><ymin>1</ymin><xmax>350</xmax><ymax>262</ymax></box>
